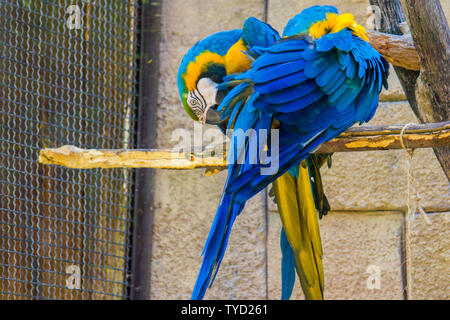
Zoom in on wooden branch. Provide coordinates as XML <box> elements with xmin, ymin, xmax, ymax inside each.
<box><xmin>400</xmin><ymin>0</ymin><xmax>450</xmax><ymax>181</ymax></box>
<box><xmin>369</xmin><ymin>0</ymin><xmax>422</xmax><ymax>115</ymax></box>
<box><xmin>367</xmin><ymin>30</ymin><xmax>420</xmax><ymax>71</ymax></box>
<box><xmin>400</xmin><ymin>0</ymin><xmax>450</xmax><ymax>118</ymax></box>
<box><xmin>371</xmin><ymin>0</ymin><xmax>450</xmax><ymax>181</ymax></box>
<box><xmin>38</xmin><ymin>122</ymin><xmax>450</xmax><ymax>169</ymax></box>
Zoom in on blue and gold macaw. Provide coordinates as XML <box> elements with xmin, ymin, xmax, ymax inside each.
<box><xmin>177</xmin><ymin>17</ymin><xmax>327</xmax><ymax>300</ymax></box>
<box><xmin>177</xmin><ymin>5</ymin><xmax>389</xmax><ymax>300</ymax></box>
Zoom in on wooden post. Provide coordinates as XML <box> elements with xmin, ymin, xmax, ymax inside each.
<box><xmin>400</xmin><ymin>0</ymin><xmax>449</xmax><ymax>120</ymax></box>
<box><xmin>369</xmin><ymin>0</ymin><xmax>450</xmax><ymax>181</ymax></box>
<box><xmin>129</xmin><ymin>0</ymin><xmax>161</xmax><ymax>300</ymax></box>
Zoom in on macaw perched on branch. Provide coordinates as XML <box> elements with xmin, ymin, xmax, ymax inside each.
<box><xmin>177</xmin><ymin>5</ymin><xmax>389</xmax><ymax>300</ymax></box>
<box><xmin>177</xmin><ymin>17</ymin><xmax>329</xmax><ymax>300</ymax></box>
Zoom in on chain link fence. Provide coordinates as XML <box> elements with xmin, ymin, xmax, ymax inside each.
<box><xmin>0</xmin><ymin>0</ymin><xmax>140</xmax><ymax>299</ymax></box>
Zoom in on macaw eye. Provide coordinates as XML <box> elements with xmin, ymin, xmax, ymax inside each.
<box><xmin>189</xmin><ymin>99</ymin><xmax>198</xmax><ymax>106</ymax></box>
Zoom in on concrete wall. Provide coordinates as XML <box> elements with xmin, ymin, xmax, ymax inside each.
<box><xmin>150</xmin><ymin>0</ymin><xmax>449</xmax><ymax>300</ymax></box>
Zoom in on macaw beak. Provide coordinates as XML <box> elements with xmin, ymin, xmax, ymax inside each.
<box><xmin>205</xmin><ymin>104</ymin><xmax>228</xmax><ymax>126</ymax></box>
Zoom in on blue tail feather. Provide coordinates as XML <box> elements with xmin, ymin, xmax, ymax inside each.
<box><xmin>281</xmin><ymin>227</ymin><xmax>296</xmax><ymax>300</ymax></box>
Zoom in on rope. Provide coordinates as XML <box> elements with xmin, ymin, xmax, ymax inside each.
<box><xmin>399</xmin><ymin>123</ymin><xmax>432</xmax><ymax>300</ymax></box>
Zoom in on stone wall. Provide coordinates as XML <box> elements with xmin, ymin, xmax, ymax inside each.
<box><xmin>150</xmin><ymin>0</ymin><xmax>449</xmax><ymax>299</ymax></box>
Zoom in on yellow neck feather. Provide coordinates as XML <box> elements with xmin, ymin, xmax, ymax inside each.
<box><xmin>183</xmin><ymin>52</ymin><xmax>225</xmax><ymax>91</ymax></box>
<box><xmin>182</xmin><ymin>38</ymin><xmax>252</xmax><ymax>91</ymax></box>
<box><xmin>224</xmin><ymin>38</ymin><xmax>252</xmax><ymax>75</ymax></box>
<box><xmin>309</xmin><ymin>13</ymin><xmax>369</xmax><ymax>42</ymax></box>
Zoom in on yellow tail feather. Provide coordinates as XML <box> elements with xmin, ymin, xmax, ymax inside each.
<box><xmin>272</xmin><ymin>159</ymin><xmax>324</xmax><ymax>300</ymax></box>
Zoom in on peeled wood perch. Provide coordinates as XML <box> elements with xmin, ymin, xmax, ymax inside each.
<box><xmin>39</xmin><ymin>122</ymin><xmax>450</xmax><ymax>169</ymax></box>
<box><xmin>367</xmin><ymin>30</ymin><xmax>420</xmax><ymax>71</ymax></box>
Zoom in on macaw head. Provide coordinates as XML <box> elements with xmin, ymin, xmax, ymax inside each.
<box><xmin>177</xmin><ymin>29</ymin><xmax>252</xmax><ymax>125</ymax></box>
<box><xmin>283</xmin><ymin>5</ymin><xmax>368</xmax><ymax>41</ymax></box>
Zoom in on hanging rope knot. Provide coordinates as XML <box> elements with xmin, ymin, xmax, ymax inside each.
<box><xmin>400</xmin><ymin>123</ymin><xmax>433</xmax><ymax>300</ymax></box>
<box><xmin>400</xmin><ymin>123</ymin><xmax>432</xmax><ymax>225</ymax></box>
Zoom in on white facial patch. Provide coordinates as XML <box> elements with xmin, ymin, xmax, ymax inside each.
<box><xmin>187</xmin><ymin>77</ymin><xmax>220</xmax><ymax>122</ymax></box>
<box><xmin>196</xmin><ymin>77</ymin><xmax>219</xmax><ymax>107</ymax></box>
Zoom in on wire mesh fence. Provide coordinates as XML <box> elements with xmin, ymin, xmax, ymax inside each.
<box><xmin>0</xmin><ymin>0</ymin><xmax>140</xmax><ymax>299</ymax></box>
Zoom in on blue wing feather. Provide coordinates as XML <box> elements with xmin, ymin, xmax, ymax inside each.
<box><xmin>345</xmin><ymin>56</ymin><xmax>357</xmax><ymax>79</ymax></box>
<box><xmin>329</xmin><ymin>77</ymin><xmax>363</xmax><ymax>107</ymax></box>
<box><xmin>254</xmin><ymin>71</ymin><xmax>308</xmax><ymax>94</ymax></box>
<box><xmin>243</xmin><ymin>17</ymin><xmax>280</xmax><ymax>48</ymax></box>
<box><xmin>252</xmin><ymin>51</ymin><xmax>303</xmax><ymax>69</ymax></box>
<box><xmin>322</xmin><ymin>68</ymin><xmax>346</xmax><ymax>93</ymax></box>
<box><xmin>269</xmin><ymin>88</ymin><xmax>326</xmax><ymax>113</ymax></box>
<box><xmin>325</xmin><ymin>71</ymin><xmax>347</xmax><ymax>95</ymax></box>
<box><xmin>252</xmin><ymin>60</ymin><xmax>306</xmax><ymax>83</ymax></box>
<box><xmin>337</xmin><ymin>51</ymin><xmax>350</xmax><ymax>68</ymax></box>
<box><xmin>276</xmin><ymin>99</ymin><xmax>333</xmax><ymax>132</ymax></box>
<box><xmin>267</xmin><ymin>39</ymin><xmax>310</xmax><ymax>53</ymax></box>
<box><xmin>304</xmin><ymin>54</ymin><xmax>336</xmax><ymax>78</ymax></box>
<box><xmin>263</xmin><ymin>80</ymin><xmax>317</xmax><ymax>104</ymax></box>
<box><xmin>315</xmin><ymin>30</ymin><xmax>353</xmax><ymax>52</ymax></box>
<box><xmin>315</xmin><ymin>60</ymin><xmax>340</xmax><ymax>87</ymax></box>
<box><xmin>302</xmin><ymin>46</ymin><xmax>329</xmax><ymax>61</ymax></box>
